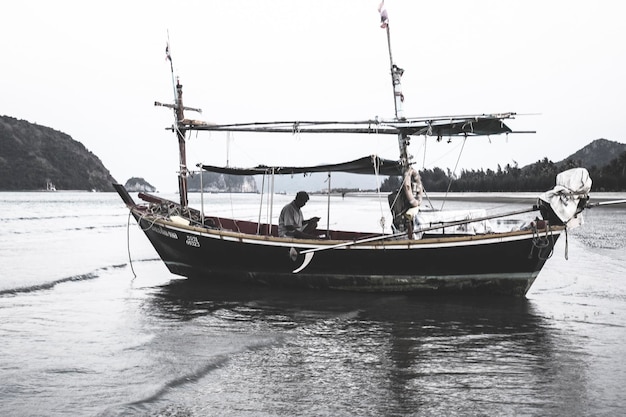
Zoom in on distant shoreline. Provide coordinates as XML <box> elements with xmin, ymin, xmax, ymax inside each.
<box><xmin>2</xmin><ymin>189</ymin><xmax>624</xmax><ymax>206</ymax></box>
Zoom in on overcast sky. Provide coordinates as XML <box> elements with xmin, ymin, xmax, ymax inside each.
<box><xmin>2</xmin><ymin>0</ymin><xmax>624</xmax><ymax>192</ymax></box>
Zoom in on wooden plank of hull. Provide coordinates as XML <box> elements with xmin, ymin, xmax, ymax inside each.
<box><xmin>134</xmin><ymin>214</ymin><xmax>561</xmax><ymax>296</ymax></box>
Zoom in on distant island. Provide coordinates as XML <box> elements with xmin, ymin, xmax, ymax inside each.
<box><xmin>124</xmin><ymin>177</ymin><xmax>156</xmax><ymax>193</ymax></box>
<box><xmin>122</xmin><ymin>173</ymin><xmax>259</xmax><ymax>194</ymax></box>
<box><xmin>187</xmin><ymin>172</ymin><xmax>258</xmax><ymax>193</ymax></box>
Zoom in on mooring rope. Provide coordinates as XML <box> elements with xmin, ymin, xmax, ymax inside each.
<box><xmin>126</xmin><ymin>210</ymin><xmax>137</xmax><ymax>280</ymax></box>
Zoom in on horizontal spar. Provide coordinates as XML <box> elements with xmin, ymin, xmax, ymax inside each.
<box><xmin>587</xmin><ymin>199</ymin><xmax>626</xmax><ymax>208</ymax></box>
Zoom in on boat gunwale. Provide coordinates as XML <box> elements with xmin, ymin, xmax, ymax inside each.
<box><xmin>135</xmin><ymin>208</ymin><xmax>565</xmax><ymax>249</ymax></box>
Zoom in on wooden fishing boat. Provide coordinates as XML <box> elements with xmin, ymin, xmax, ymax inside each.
<box><xmin>114</xmin><ymin>9</ymin><xmax>595</xmax><ymax>296</ymax></box>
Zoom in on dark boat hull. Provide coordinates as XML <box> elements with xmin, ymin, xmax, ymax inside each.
<box><xmin>134</xmin><ymin>214</ymin><xmax>561</xmax><ymax>296</ymax></box>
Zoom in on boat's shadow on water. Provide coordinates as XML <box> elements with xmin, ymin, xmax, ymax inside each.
<box><xmin>140</xmin><ymin>278</ymin><xmax>592</xmax><ymax>416</ymax></box>
<box><xmin>149</xmin><ymin>277</ymin><xmax>547</xmax><ymax>331</ymax></box>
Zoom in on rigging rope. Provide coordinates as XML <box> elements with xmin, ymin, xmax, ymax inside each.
<box><xmin>441</xmin><ymin>136</ymin><xmax>467</xmax><ymax>210</ymax></box>
<box><xmin>257</xmin><ymin>172</ymin><xmax>266</xmax><ymax>235</ymax></box>
<box><xmin>419</xmin><ymin>136</ymin><xmax>436</xmax><ymax>211</ymax></box>
<box><xmin>372</xmin><ymin>156</ymin><xmax>387</xmax><ymax>233</ymax></box>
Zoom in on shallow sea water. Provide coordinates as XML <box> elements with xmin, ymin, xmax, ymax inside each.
<box><xmin>0</xmin><ymin>191</ymin><xmax>624</xmax><ymax>416</ymax></box>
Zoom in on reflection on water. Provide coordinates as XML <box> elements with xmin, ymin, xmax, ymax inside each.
<box><xmin>140</xmin><ymin>280</ymin><xmax>593</xmax><ymax>417</ymax></box>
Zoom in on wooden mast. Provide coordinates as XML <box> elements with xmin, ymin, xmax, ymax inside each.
<box><xmin>380</xmin><ymin>2</ymin><xmax>410</xmax><ymax>171</ymax></box>
<box><xmin>380</xmin><ymin>2</ymin><xmax>420</xmax><ymax>239</ymax></box>
<box><xmin>174</xmin><ymin>78</ymin><xmax>188</xmax><ymax>208</ymax></box>
<box><xmin>155</xmin><ymin>40</ymin><xmax>201</xmax><ymax>208</ymax></box>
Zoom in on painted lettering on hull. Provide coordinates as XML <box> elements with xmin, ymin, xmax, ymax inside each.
<box><xmin>186</xmin><ymin>235</ymin><xmax>200</xmax><ymax>247</ymax></box>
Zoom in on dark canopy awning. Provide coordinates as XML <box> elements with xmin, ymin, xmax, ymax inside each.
<box><xmin>401</xmin><ymin>117</ymin><xmax>513</xmax><ymax>136</ymax></box>
<box><xmin>200</xmin><ymin>155</ymin><xmax>404</xmax><ymax>176</ymax></box>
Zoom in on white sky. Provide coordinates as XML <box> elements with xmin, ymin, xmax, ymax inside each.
<box><xmin>2</xmin><ymin>0</ymin><xmax>624</xmax><ymax>192</ymax></box>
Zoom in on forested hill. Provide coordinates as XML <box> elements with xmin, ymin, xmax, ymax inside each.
<box><xmin>0</xmin><ymin>115</ymin><xmax>116</xmax><ymax>191</ymax></box>
<box><xmin>561</xmin><ymin>138</ymin><xmax>626</xmax><ymax>168</ymax></box>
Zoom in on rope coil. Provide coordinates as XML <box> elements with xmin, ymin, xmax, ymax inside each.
<box><xmin>528</xmin><ymin>222</ymin><xmax>555</xmax><ymax>261</ymax></box>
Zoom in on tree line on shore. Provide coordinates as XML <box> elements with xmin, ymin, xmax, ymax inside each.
<box><xmin>380</xmin><ymin>152</ymin><xmax>626</xmax><ymax>193</ymax></box>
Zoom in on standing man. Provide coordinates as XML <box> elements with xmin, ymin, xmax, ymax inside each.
<box><xmin>278</xmin><ymin>191</ymin><xmax>321</xmax><ymax>238</ymax></box>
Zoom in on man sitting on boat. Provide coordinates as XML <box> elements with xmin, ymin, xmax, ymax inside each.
<box><xmin>278</xmin><ymin>191</ymin><xmax>322</xmax><ymax>239</ymax></box>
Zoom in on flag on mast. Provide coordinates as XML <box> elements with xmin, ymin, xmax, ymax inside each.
<box><xmin>378</xmin><ymin>1</ymin><xmax>389</xmax><ymax>28</ymax></box>
<box><xmin>165</xmin><ymin>43</ymin><xmax>172</xmax><ymax>62</ymax></box>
